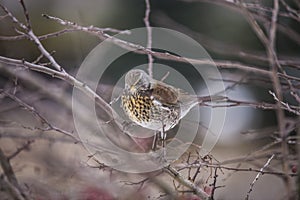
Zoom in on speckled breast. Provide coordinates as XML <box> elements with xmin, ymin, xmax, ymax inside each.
<box><xmin>121</xmin><ymin>90</ymin><xmax>180</xmax><ymax>131</ymax></box>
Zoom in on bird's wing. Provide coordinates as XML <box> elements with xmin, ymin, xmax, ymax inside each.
<box><xmin>150</xmin><ymin>82</ymin><xmax>179</xmax><ymax>105</ymax></box>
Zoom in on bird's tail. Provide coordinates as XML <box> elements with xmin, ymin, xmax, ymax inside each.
<box><xmin>179</xmin><ymin>95</ymin><xmax>227</xmax><ymax>119</ymax></box>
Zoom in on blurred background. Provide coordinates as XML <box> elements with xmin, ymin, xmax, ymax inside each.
<box><xmin>0</xmin><ymin>0</ymin><xmax>299</xmax><ymax>199</ymax></box>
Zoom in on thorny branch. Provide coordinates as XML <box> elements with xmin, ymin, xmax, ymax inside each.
<box><xmin>237</xmin><ymin>0</ymin><xmax>293</xmax><ymax>197</ymax></box>
<box><xmin>19</xmin><ymin>14</ymin><xmax>300</xmax><ymax>83</ymax></box>
<box><xmin>0</xmin><ymin>2</ymin><xmax>209</xmax><ymax>199</ymax></box>
<box><xmin>0</xmin><ymin>90</ymin><xmax>80</xmax><ymax>142</ymax></box>
<box><xmin>0</xmin><ymin>0</ymin><xmax>299</xmax><ymax>199</ymax></box>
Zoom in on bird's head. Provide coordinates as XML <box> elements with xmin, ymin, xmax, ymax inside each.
<box><xmin>124</xmin><ymin>69</ymin><xmax>150</xmax><ymax>93</ymax></box>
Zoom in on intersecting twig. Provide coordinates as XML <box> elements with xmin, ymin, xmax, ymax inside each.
<box><xmin>269</xmin><ymin>90</ymin><xmax>300</xmax><ymax>116</ymax></box>
<box><xmin>237</xmin><ymin>0</ymin><xmax>292</xmax><ymax>196</ymax></box>
<box><xmin>268</xmin><ymin>1</ymin><xmax>292</xmax><ymax>195</ymax></box>
<box><xmin>175</xmin><ymin>161</ymin><xmax>296</xmax><ymax>177</ymax></box>
<box><xmin>1</xmin><ymin>90</ymin><xmax>79</xmax><ymax>141</ymax></box>
<box><xmin>0</xmin><ymin>148</ymin><xmax>30</xmax><ymax>200</ymax></box>
<box><xmin>0</xmin><ymin>1</ymin><xmax>143</xmax><ymax>151</ymax></box>
<box><xmin>40</xmin><ymin>14</ymin><xmax>300</xmax><ymax>82</ymax></box>
<box><xmin>0</xmin><ymin>1</ymin><xmax>62</xmax><ymax>72</ymax></box>
<box><xmin>164</xmin><ymin>165</ymin><xmax>210</xmax><ymax>200</ymax></box>
<box><xmin>7</xmin><ymin>140</ymin><xmax>34</xmax><ymax>160</ymax></box>
<box><xmin>0</xmin><ymin>2</ymin><xmax>298</xmax><ymax>199</ymax></box>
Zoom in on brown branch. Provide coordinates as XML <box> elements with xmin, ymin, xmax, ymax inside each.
<box><xmin>7</xmin><ymin>140</ymin><xmax>34</xmax><ymax>160</ymax></box>
<box><xmin>19</xmin><ymin>0</ymin><xmax>31</xmax><ymax>30</ymax></box>
<box><xmin>0</xmin><ymin>148</ymin><xmax>30</xmax><ymax>200</ymax></box>
<box><xmin>0</xmin><ymin>176</ymin><xmax>27</xmax><ymax>200</ymax></box>
<box><xmin>200</xmin><ymin>96</ymin><xmax>300</xmax><ymax>114</ymax></box>
<box><xmin>153</xmin><ymin>11</ymin><xmax>300</xmax><ymax>71</ymax></box>
<box><xmin>245</xmin><ymin>2</ymin><xmax>300</xmax><ymax>22</ymax></box>
<box><xmin>237</xmin><ymin>0</ymin><xmax>292</xmax><ymax>196</ymax></box>
<box><xmin>1</xmin><ymin>1</ymin><xmax>145</xmax><ymax>152</ymax></box>
<box><xmin>175</xmin><ymin>162</ymin><xmax>296</xmax><ymax>177</ymax></box>
<box><xmin>0</xmin><ymin>150</ymin><xmax>19</xmax><ymax>188</ymax></box>
<box><xmin>1</xmin><ymin>90</ymin><xmax>79</xmax><ymax>141</ymax></box>
<box><xmin>245</xmin><ymin>154</ymin><xmax>275</xmax><ymax>200</ymax></box>
<box><xmin>180</xmin><ymin>0</ymin><xmax>300</xmax><ymax>45</ymax></box>
<box><xmin>0</xmin><ymin>2</ymin><xmax>62</xmax><ymax>71</ymax></box>
<box><xmin>0</xmin><ymin>56</ymin><xmax>142</xmax><ymax>151</ymax></box>
<box><xmin>164</xmin><ymin>165</ymin><xmax>210</xmax><ymax>200</ymax></box>
<box><xmin>268</xmin><ymin>1</ymin><xmax>292</xmax><ymax>196</ymax></box>
<box><xmin>0</xmin><ymin>27</ymin><xmax>130</xmax><ymax>41</ymax></box>
<box><xmin>269</xmin><ymin>91</ymin><xmax>300</xmax><ymax>115</ymax></box>
<box><xmin>279</xmin><ymin>0</ymin><xmax>300</xmax><ymax>22</ymax></box>
<box><xmin>210</xmin><ymin>168</ymin><xmax>218</xmax><ymax>200</ymax></box>
<box><xmin>144</xmin><ymin>0</ymin><xmax>154</xmax><ymax>77</ymax></box>
<box><xmin>41</xmin><ymin>14</ymin><xmax>300</xmax><ymax>82</ymax></box>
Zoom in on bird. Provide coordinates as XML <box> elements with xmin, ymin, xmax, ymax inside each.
<box><xmin>121</xmin><ymin>69</ymin><xmax>215</xmax><ymax>146</ymax></box>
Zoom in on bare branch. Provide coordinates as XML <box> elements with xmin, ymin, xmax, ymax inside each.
<box><xmin>144</xmin><ymin>0</ymin><xmax>154</xmax><ymax>77</ymax></box>
<box><xmin>0</xmin><ymin>2</ymin><xmax>63</xmax><ymax>71</ymax></box>
<box><xmin>0</xmin><ymin>27</ymin><xmax>130</xmax><ymax>41</ymax></box>
<box><xmin>0</xmin><ymin>148</ymin><xmax>30</xmax><ymax>200</ymax></box>
<box><xmin>7</xmin><ymin>140</ymin><xmax>34</xmax><ymax>160</ymax></box>
<box><xmin>0</xmin><ymin>176</ymin><xmax>27</xmax><ymax>200</ymax></box>
<box><xmin>0</xmin><ymin>1</ymin><xmax>298</xmax><ymax>198</ymax></box>
<box><xmin>210</xmin><ymin>168</ymin><xmax>218</xmax><ymax>200</ymax></box>
<box><xmin>245</xmin><ymin>154</ymin><xmax>275</xmax><ymax>200</ymax></box>
<box><xmin>1</xmin><ymin>90</ymin><xmax>79</xmax><ymax>140</ymax></box>
<box><xmin>269</xmin><ymin>90</ymin><xmax>300</xmax><ymax>115</ymax></box>
<box><xmin>0</xmin><ymin>56</ymin><xmax>143</xmax><ymax>151</ymax></box>
<box><xmin>268</xmin><ymin>1</ymin><xmax>292</xmax><ymax>195</ymax></box>
<box><xmin>180</xmin><ymin>0</ymin><xmax>300</xmax><ymax>45</ymax></box>
<box><xmin>175</xmin><ymin>161</ymin><xmax>296</xmax><ymax>177</ymax></box>
<box><xmin>279</xmin><ymin>0</ymin><xmax>300</xmax><ymax>22</ymax></box>
<box><xmin>164</xmin><ymin>165</ymin><xmax>210</xmax><ymax>200</ymax></box>
<box><xmin>19</xmin><ymin>0</ymin><xmax>32</xmax><ymax>30</ymax></box>
<box><xmin>39</xmin><ymin>14</ymin><xmax>300</xmax><ymax>85</ymax></box>
<box><xmin>237</xmin><ymin>1</ymin><xmax>292</xmax><ymax>195</ymax></box>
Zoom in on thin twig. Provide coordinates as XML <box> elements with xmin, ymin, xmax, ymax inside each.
<box><xmin>175</xmin><ymin>161</ymin><xmax>296</xmax><ymax>177</ymax></box>
<box><xmin>245</xmin><ymin>154</ymin><xmax>275</xmax><ymax>200</ymax></box>
<box><xmin>0</xmin><ymin>56</ymin><xmax>142</xmax><ymax>151</ymax></box>
<box><xmin>210</xmin><ymin>168</ymin><xmax>218</xmax><ymax>200</ymax></box>
<box><xmin>0</xmin><ymin>27</ymin><xmax>130</xmax><ymax>41</ymax></box>
<box><xmin>41</xmin><ymin>14</ymin><xmax>300</xmax><ymax>82</ymax></box>
<box><xmin>160</xmin><ymin>71</ymin><xmax>170</xmax><ymax>82</ymax></box>
<box><xmin>144</xmin><ymin>0</ymin><xmax>153</xmax><ymax>77</ymax></box>
<box><xmin>164</xmin><ymin>165</ymin><xmax>210</xmax><ymax>200</ymax></box>
<box><xmin>243</xmin><ymin>0</ymin><xmax>300</xmax><ymax>104</ymax></box>
<box><xmin>238</xmin><ymin>0</ymin><xmax>292</xmax><ymax>196</ymax></box>
<box><xmin>1</xmin><ymin>91</ymin><xmax>79</xmax><ymax>141</ymax></box>
<box><xmin>245</xmin><ymin>2</ymin><xmax>300</xmax><ymax>22</ymax></box>
<box><xmin>7</xmin><ymin>140</ymin><xmax>34</xmax><ymax>160</ymax></box>
<box><xmin>180</xmin><ymin>0</ymin><xmax>300</xmax><ymax>45</ymax></box>
<box><xmin>269</xmin><ymin>90</ymin><xmax>300</xmax><ymax>115</ymax></box>
<box><xmin>0</xmin><ymin>2</ymin><xmax>63</xmax><ymax>71</ymax></box>
<box><xmin>280</xmin><ymin>0</ymin><xmax>300</xmax><ymax>21</ymax></box>
<box><xmin>268</xmin><ymin>1</ymin><xmax>292</xmax><ymax>195</ymax></box>
<box><xmin>19</xmin><ymin>0</ymin><xmax>31</xmax><ymax>29</ymax></box>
